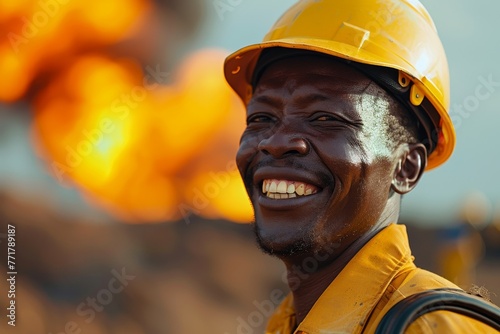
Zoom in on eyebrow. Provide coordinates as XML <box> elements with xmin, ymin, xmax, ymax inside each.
<box><xmin>248</xmin><ymin>94</ymin><xmax>283</xmax><ymax>109</ymax></box>
<box><xmin>248</xmin><ymin>87</ymin><xmax>363</xmax><ymax>119</ymax></box>
<box><xmin>294</xmin><ymin>93</ymin><xmax>331</xmax><ymax>106</ymax></box>
<box><xmin>250</xmin><ymin>90</ymin><xmax>334</xmax><ymax>107</ymax></box>
<box><xmin>294</xmin><ymin>91</ymin><xmax>356</xmax><ymax>112</ymax></box>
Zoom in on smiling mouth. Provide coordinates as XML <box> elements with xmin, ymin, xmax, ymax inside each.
<box><xmin>262</xmin><ymin>179</ymin><xmax>319</xmax><ymax>199</ymax></box>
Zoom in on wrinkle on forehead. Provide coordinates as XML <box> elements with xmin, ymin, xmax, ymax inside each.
<box><xmin>254</xmin><ymin>71</ymin><xmax>373</xmax><ymax>97</ymax></box>
<box><xmin>254</xmin><ymin>55</ymin><xmax>372</xmax><ymax>91</ymax></box>
<box><xmin>251</xmin><ymin>72</ymin><xmax>373</xmax><ymax>121</ymax></box>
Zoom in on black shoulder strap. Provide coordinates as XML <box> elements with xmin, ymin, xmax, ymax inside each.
<box><xmin>375</xmin><ymin>288</ymin><xmax>500</xmax><ymax>333</ymax></box>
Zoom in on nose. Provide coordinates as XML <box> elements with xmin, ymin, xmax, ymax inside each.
<box><xmin>258</xmin><ymin>131</ymin><xmax>310</xmax><ymax>158</ymax></box>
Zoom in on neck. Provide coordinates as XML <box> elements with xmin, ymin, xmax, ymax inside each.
<box><xmin>284</xmin><ymin>197</ymin><xmax>401</xmax><ymax>325</ymax></box>
<box><xmin>284</xmin><ymin>253</ymin><xmax>349</xmax><ymax>325</ymax></box>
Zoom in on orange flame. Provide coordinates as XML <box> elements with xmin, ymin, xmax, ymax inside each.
<box><xmin>0</xmin><ymin>0</ymin><xmax>149</xmax><ymax>101</ymax></box>
<box><xmin>33</xmin><ymin>49</ymin><xmax>253</xmax><ymax>223</ymax></box>
<box><xmin>2</xmin><ymin>0</ymin><xmax>253</xmax><ymax>223</ymax></box>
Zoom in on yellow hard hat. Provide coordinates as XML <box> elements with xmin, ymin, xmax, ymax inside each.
<box><xmin>224</xmin><ymin>0</ymin><xmax>455</xmax><ymax>170</ymax></box>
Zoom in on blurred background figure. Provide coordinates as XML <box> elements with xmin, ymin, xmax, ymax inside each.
<box><xmin>437</xmin><ymin>192</ymin><xmax>490</xmax><ymax>288</ymax></box>
<box><xmin>483</xmin><ymin>202</ymin><xmax>500</xmax><ymax>259</ymax></box>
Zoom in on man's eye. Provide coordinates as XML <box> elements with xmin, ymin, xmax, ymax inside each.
<box><xmin>247</xmin><ymin>114</ymin><xmax>273</xmax><ymax>124</ymax></box>
<box><xmin>313</xmin><ymin>114</ymin><xmax>338</xmax><ymax>122</ymax></box>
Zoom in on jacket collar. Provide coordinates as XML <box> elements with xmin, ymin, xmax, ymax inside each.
<box><xmin>267</xmin><ymin>224</ymin><xmax>415</xmax><ymax>334</ymax></box>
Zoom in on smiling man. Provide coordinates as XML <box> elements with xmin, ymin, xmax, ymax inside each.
<box><xmin>224</xmin><ymin>0</ymin><xmax>497</xmax><ymax>333</ymax></box>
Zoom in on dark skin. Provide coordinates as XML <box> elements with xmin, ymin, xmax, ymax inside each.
<box><xmin>236</xmin><ymin>55</ymin><xmax>427</xmax><ymax>326</ymax></box>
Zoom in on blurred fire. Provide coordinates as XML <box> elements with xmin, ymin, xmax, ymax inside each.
<box><xmin>32</xmin><ymin>49</ymin><xmax>253</xmax><ymax>223</ymax></box>
<box><xmin>1</xmin><ymin>0</ymin><xmax>254</xmax><ymax>223</ymax></box>
<box><xmin>0</xmin><ymin>0</ymin><xmax>149</xmax><ymax>102</ymax></box>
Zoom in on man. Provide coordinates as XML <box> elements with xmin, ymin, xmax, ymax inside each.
<box><xmin>224</xmin><ymin>0</ymin><xmax>498</xmax><ymax>333</ymax></box>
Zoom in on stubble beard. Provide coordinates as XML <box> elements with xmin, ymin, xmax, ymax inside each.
<box><xmin>251</xmin><ymin>220</ymin><xmax>316</xmax><ymax>258</ymax></box>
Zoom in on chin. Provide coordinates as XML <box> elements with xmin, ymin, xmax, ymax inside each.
<box><xmin>252</xmin><ymin>221</ymin><xmax>315</xmax><ymax>257</ymax></box>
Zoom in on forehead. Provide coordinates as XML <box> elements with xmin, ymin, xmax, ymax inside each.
<box><xmin>252</xmin><ymin>55</ymin><xmax>373</xmax><ymax>98</ymax></box>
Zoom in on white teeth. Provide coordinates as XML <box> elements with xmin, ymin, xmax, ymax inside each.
<box><xmin>277</xmin><ymin>181</ymin><xmax>287</xmax><ymax>193</ymax></box>
<box><xmin>269</xmin><ymin>181</ymin><xmax>277</xmax><ymax>193</ymax></box>
<box><xmin>262</xmin><ymin>179</ymin><xmax>318</xmax><ymax>199</ymax></box>
<box><xmin>296</xmin><ymin>184</ymin><xmax>305</xmax><ymax>196</ymax></box>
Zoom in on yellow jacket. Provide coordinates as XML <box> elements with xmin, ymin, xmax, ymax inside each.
<box><xmin>266</xmin><ymin>224</ymin><xmax>497</xmax><ymax>333</ymax></box>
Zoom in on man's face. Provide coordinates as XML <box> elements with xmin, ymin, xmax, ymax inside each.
<box><xmin>236</xmin><ymin>55</ymin><xmax>401</xmax><ymax>258</ymax></box>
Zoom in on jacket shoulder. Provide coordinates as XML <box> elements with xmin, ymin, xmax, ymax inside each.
<box><xmin>370</xmin><ymin>268</ymin><xmax>498</xmax><ymax>333</ymax></box>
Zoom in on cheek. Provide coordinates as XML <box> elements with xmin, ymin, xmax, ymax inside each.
<box><xmin>317</xmin><ymin>138</ymin><xmax>392</xmax><ymax>215</ymax></box>
<box><xmin>318</xmin><ymin>129</ymin><xmax>364</xmax><ymax>156</ymax></box>
<box><xmin>348</xmin><ymin>161</ymin><xmax>394</xmax><ymax>215</ymax></box>
<box><xmin>235</xmin><ymin>147</ymin><xmax>249</xmax><ymax>178</ymax></box>
<box><xmin>236</xmin><ymin>136</ymin><xmax>257</xmax><ymax>177</ymax></box>
<box><xmin>314</xmin><ymin>136</ymin><xmax>365</xmax><ymax>175</ymax></box>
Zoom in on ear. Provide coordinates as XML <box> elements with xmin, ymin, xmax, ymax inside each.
<box><xmin>391</xmin><ymin>143</ymin><xmax>427</xmax><ymax>195</ymax></box>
